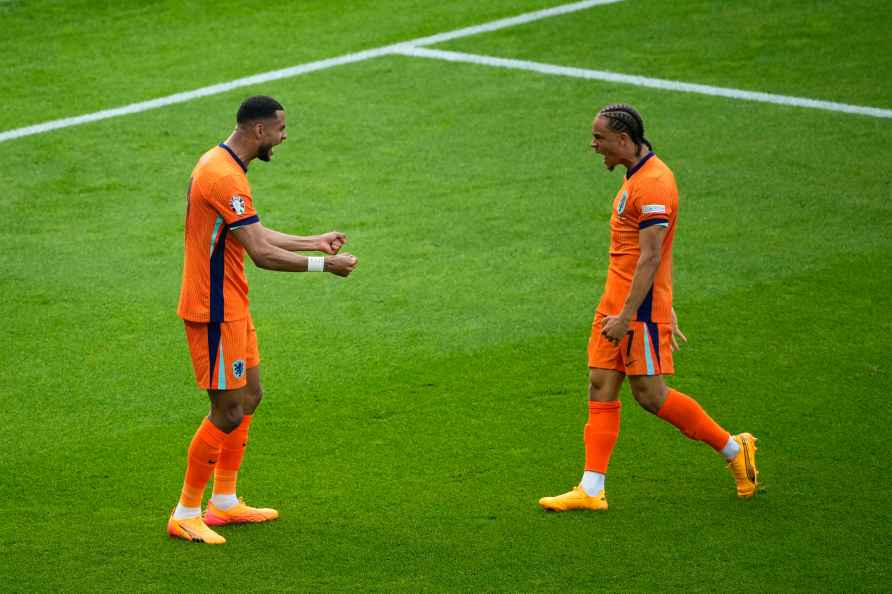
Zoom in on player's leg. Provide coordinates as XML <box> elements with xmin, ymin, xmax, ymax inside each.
<box><xmin>626</xmin><ymin>320</ymin><xmax>758</xmax><ymax>498</ymax></box>
<box><xmin>539</xmin><ymin>315</ymin><xmax>623</xmax><ymax>512</ymax></box>
<box><xmin>211</xmin><ymin>366</ymin><xmax>262</xmax><ymax>508</ymax></box>
<box><xmin>169</xmin><ymin>318</ymin><xmax>253</xmax><ymax>542</ymax></box>
<box><xmin>168</xmin><ymin>321</ymin><xmax>234</xmax><ymax>543</ymax></box>
<box><xmin>205</xmin><ymin>316</ymin><xmax>278</xmax><ymax>525</ymax></box>
<box><xmin>210</xmin><ymin>321</ymin><xmax>261</xmax><ymax>509</ymax></box>
<box><xmin>169</xmin><ymin>386</ymin><xmax>246</xmax><ymax>540</ymax></box>
<box><xmin>581</xmin><ymin>367</ymin><xmax>624</xmax><ymax>492</ymax></box>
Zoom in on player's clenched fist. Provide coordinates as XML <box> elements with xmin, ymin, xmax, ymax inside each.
<box><xmin>326</xmin><ymin>253</ymin><xmax>358</xmax><ymax>277</ymax></box>
<box><xmin>318</xmin><ymin>231</ymin><xmax>347</xmax><ymax>254</ymax></box>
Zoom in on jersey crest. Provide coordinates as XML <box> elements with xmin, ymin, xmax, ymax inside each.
<box><xmin>617</xmin><ymin>191</ymin><xmax>628</xmax><ymax>215</ymax></box>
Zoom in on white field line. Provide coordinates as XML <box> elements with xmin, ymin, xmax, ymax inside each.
<box><xmin>402</xmin><ymin>0</ymin><xmax>622</xmax><ymax>48</ymax></box>
<box><xmin>0</xmin><ymin>0</ymin><xmax>622</xmax><ymax>144</ymax></box>
<box><xmin>394</xmin><ymin>47</ymin><xmax>892</xmax><ymax>119</ymax></box>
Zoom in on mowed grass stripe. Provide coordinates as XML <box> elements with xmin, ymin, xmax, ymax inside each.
<box><xmin>0</xmin><ymin>0</ymin><xmax>623</xmax><ymax>143</ymax></box>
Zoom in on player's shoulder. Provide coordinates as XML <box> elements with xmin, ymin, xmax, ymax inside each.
<box><xmin>643</xmin><ymin>154</ymin><xmax>675</xmax><ymax>180</ymax></box>
<box><xmin>195</xmin><ymin>146</ymin><xmax>235</xmax><ymax>175</ymax></box>
<box><xmin>634</xmin><ymin>155</ymin><xmax>676</xmax><ymax>195</ymax></box>
<box><xmin>195</xmin><ymin>148</ymin><xmax>248</xmax><ymax>190</ymax></box>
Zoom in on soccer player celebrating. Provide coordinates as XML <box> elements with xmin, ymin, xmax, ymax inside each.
<box><xmin>539</xmin><ymin>104</ymin><xmax>758</xmax><ymax>512</ymax></box>
<box><xmin>168</xmin><ymin>96</ymin><xmax>358</xmax><ymax>543</ymax></box>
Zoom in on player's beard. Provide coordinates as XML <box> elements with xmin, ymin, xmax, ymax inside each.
<box><xmin>257</xmin><ymin>143</ymin><xmax>273</xmax><ymax>162</ymax></box>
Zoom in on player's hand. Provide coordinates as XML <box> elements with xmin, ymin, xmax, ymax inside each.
<box><xmin>670</xmin><ymin>307</ymin><xmax>687</xmax><ymax>352</ymax></box>
<box><xmin>600</xmin><ymin>314</ymin><xmax>629</xmax><ymax>346</ymax></box>
<box><xmin>325</xmin><ymin>253</ymin><xmax>358</xmax><ymax>277</ymax></box>
<box><xmin>318</xmin><ymin>231</ymin><xmax>347</xmax><ymax>254</ymax></box>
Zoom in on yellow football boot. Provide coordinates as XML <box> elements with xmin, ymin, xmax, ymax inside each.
<box><xmin>727</xmin><ymin>433</ymin><xmax>759</xmax><ymax>498</ymax></box>
<box><xmin>204</xmin><ymin>499</ymin><xmax>279</xmax><ymax>526</ymax></box>
<box><xmin>539</xmin><ymin>486</ymin><xmax>608</xmax><ymax>512</ymax></box>
<box><xmin>167</xmin><ymin>514</ymin><xmax>226</xmax><ymax>544</ymax></box>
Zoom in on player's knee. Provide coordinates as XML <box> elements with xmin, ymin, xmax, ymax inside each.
<box><xmin>588</xmin><ymin>371</ymin><xmax>620</xmax><ymax>402</ymax></box>
<box><xmin>210</xmin><ymin>399</ymin><xmax>245</xmax><ymax>432</ymax></box>
<box><xmin>245</xmin><ymin>384</ymin><xmax>263</xmax><ymax>414</ymax></box>
<box><xmin>631</xmin><ymin>384</ymin><xmax>666</xmax><ymax>414</ymax></box>
<box><xmin>223</xmin><ymin>405</ymin><xmax>245</xmax><ymax>431</ymax></box>
<box><xmin>588</xmin><ymin>372</ymin><xmax>609</xmax><ymax>394</ymax></box>
<box><xmin>589</xmin><ymin>382</ymin><xmax>613</xmax><ymax>402</ymax></box>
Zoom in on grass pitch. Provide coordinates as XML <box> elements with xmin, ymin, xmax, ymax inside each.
<box><xmin>3</xmin><ymin>0</ymin><xmax>891</xmax><ymax>591</ymax></box>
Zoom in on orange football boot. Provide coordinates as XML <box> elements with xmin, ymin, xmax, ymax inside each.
<box><xmin>538</xmin><ymin>486</ymin><xmax>608</xmax><ymax>512</ymax></box>
<box><xmin>727</xmin><ymin>433</ymin><xmax>759</xmax><ymax>498</ymax></box>
<box><xmin>167</xmin><ymin>514</ymin><xmax>226</xmax><ymax>544</ymax></box>
<box><xmin>204</xmin><ymin>499</ymin><xmax>279</xmax><ymax>526</ymax></box>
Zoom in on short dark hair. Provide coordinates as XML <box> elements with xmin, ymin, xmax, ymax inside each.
<box><xmin>597</xmin><ymin>103</ymin><xmax>653</xmax><ymax>152</ymax></box>
<box><xmin>236</xmin><ymin>95</ymin><xmax>284</xmax><ymax>124</ymax></box>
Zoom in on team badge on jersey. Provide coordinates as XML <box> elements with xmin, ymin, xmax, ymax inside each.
<box><xmin>230</xmin><ymin>195</ymin><xmax>246</xmax><ymax>215</ymax></box>
<box><xmin>617</xmin><ymin>191</ymin><xmax>628</xmax><ymax>215</ymax></box>
<box><xmin>232</xmin><ymin>359</ymin><xmax>246</xmax><ymax>379</ymax></box>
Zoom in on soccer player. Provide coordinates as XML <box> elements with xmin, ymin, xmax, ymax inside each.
<box><xmin>168</xmin><ymin>96</ymin><xmax>359</xmax><ymax>544</ymax></box>
<box><xmin>538</xmin><ymin>104</ymin><xmax>758</xmax><ymax>512</ymax></box>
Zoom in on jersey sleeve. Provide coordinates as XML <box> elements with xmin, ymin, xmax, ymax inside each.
<box><xmin>630</xmin><ymin>178</ymin><xmax>672</xmax><ymax>230</ymax></box>
<box><xmin>208</xmin><ymin>173</ymin><xmax>260</xmax><ymax>230</ymax></box>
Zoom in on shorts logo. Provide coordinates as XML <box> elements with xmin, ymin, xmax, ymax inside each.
<box><xmin>232</xmin><ymin>359</ymin><xmax>246</xmax><ymax>379</ymax></box>
<box><xmin>642</xmin><ymin>204</ymin><xmax>667</xmax><ymax>214</ymax></box>
<box><xmin>230</xmin><ymin>195</ymin><xmax>246</xmax><ymax>215</ymax></box>
<box><xmin>617</xmin><ymin>191</ymin><xmax>628</xmax><ymax>215</ymax></box>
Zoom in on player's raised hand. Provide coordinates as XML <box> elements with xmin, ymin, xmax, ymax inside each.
<box><xmin>318</xmin><ymin>231</ymin><xmax>347</xmax><ymax>254</ymax></box>
<box><xmin>670</xmin><ymin>307</ymin><xmax>687</xmax><ymax>352</ymax></box>
<box><xmin>326</xmin><ymin>253</ymin><xmax>358</xmax><ymax>277</ymax></box>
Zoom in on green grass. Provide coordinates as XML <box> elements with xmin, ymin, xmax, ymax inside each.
<box><xmin>3</xmin><ymin>0</ymin><xmax>892</xmax><ymax>591</ymax></box>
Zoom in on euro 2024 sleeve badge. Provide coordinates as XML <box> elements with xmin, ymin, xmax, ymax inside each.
<box><xmin>230</xmin><ymin>195</ymin><xmax>246</xmax><ymax>215</ymax></box>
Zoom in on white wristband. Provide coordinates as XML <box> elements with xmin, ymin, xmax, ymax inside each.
<box><xmin>308</xmin><ymin>256</ymin><xmax>325</xmax><ymax>272</ymax></box>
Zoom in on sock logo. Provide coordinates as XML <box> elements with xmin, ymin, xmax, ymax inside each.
<box><xmin>232</xmin><ymin>359</ymin><xmax>246</xmax><ymax>379</ymax></box>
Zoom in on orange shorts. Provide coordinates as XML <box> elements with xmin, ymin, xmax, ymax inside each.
<box><xmin>587</xmin><ymin>313</ymin><xmax>674</xmax><ymax>376</ymax></box>
<box><xmin>184</xmin><ymin>314</ymin><xmax>260</xmax><ymax>390</ymax></box>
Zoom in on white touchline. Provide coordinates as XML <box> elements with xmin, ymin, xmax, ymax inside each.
<box><xmin>0</xmin><ymin>47</ymin><xmax>398</xmax><ymax>144</ymax></box>
<box><xmin>0</xmin><ymin>0</ymin><xmax>622</xmax><ymax>144</ymax></box>
<box><xmin>394</xmin><ymin>47</ymin><xmax>892</xmax><ymax>120</ymax></box>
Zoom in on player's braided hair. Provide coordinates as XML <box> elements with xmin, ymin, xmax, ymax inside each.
<box><xmin>597</xmin><ymin>104</ymin><xmax>653</xmax><ymax>152</ymax></box>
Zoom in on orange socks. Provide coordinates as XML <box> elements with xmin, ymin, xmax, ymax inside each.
<box><xmin>656</xmin><ymin>389</ymin><xmax>729</xmax><ymax>452</ymax></box>
<box><xmin>584</xmin><ymin>400</ymin><xmax>622</xmax><ymax>473</ymax></box>
<box><xmin>179</xmin><ymin>417</ymin><xmax>227</xmax><ymax>508</ymax></box>
<box><xmin>213</xmin><ymin>415</ymin><xmax>253</xmax><ymax>498</ymax></box>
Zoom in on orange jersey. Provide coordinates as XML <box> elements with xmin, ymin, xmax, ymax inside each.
<box><xmin>177</xmin><ymin>144</ymin><xmax>259</xmax><ymax>322</ymax></box>
<box><xmin>596</xmin><ymin>153</ymin><xmax>678</xmax><ymax>324</ymax></box>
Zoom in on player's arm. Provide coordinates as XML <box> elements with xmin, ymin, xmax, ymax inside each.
<box><xmin>601</xmin><ymin>225</ymin><xmax>666</xmax><ymax>344</ymax></box>
<box><xmin>263</xmin><ymin>228</ymin><xmax>347</xmax><ymax>255</ymax></box>
<box><xmin>233</xmin><ymin>222</ymin><xmax>357</xmax><ymax>276</ymax></box>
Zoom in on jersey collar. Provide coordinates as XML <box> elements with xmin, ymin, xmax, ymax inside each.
<box><xmin>626</xmin><ymin>151</ymin><xmax>655</xmax><ymax>179</ymax></box>
<box><xmin>219</xmin><ymin>143</ymin><xmax>248</xmax><ymax>173</ymax></box>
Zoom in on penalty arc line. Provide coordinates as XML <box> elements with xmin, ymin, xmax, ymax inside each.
<box><xmin>393</xmin><ymin>47</ymin><xmax>892</xmax><ymax>120</ymax></box>
<box><xmin>0</xmin><ymin>0</ymin><xmax>623</xmax><ymax>144</ymax></box>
